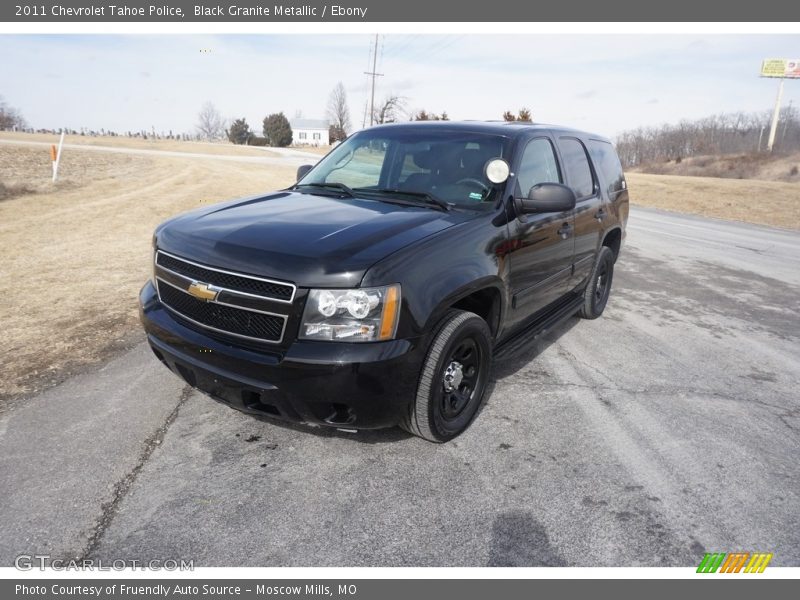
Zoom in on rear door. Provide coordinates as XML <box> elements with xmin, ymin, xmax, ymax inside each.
<box><xmin>506</xmin><ymin>135</ymin><xmax>575</xmax><ymax>329</ymax></box>
<box><xmin>588</xmin><ymin>137</ymin><xmax>629</xmax><ymax>232</ymax></box>
<box><xmin>557</xmin><ymin>136</ymin><xmax>604</xmax><ymax>286</ymax></box>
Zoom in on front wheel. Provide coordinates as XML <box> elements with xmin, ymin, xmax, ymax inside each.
<box><xmin>579</xmin><ymin>246</ymin><xmax>615</xmax><ymax>319</ymax></box>
<box><xmin>401</xmin><ymin>310</ymin><xmax>492</xmax><ymax>442</ymax></box>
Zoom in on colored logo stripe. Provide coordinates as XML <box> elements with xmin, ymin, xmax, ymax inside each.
<box><xmin>697</xmin><ymin>552</ymin><xmax>773</xmax><ymax>573</ymax></box>
<box><xmin>697</xmin><ymin>553</ymin><xmax>726</xmax><ymax>573</ymax></box>
<box><xmin>744</xmin><ymin>553</ymin><xmax>773</xmax><ymax>573</ymax></box>
<box><xmin>719</xmin><ymin>553</ymin><xmax>749</xmax><ymax>573</ymax></box>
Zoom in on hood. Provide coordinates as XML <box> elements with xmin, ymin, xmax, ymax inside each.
<box><xmin>156</xmin><ymin>190</ymin><xmax>471</xmax><ymax>288</ymax></box>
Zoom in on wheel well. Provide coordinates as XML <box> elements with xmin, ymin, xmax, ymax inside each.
<box><xmin>603</xmin><ymin>228</ymin><xmax>622</xmax><ymax>261</ymax></box>
<box><xmin>450</xmin><ymin>287</ymin><xmax>501</xmax><ymax>338</ymax></box>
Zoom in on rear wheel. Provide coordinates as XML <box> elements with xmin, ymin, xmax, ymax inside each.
<box><xmin>401</xmin><ymin>310</ymin><xmax>491</xmax><ymax>442</ymax></box>
<box><xmin>579</xmin><ymin>246</ymin><xmax>615</xmax><ymax>319</ymax></box>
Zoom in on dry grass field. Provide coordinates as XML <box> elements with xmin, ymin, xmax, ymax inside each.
<box><xmin>626</xmin><ymin>172</ymin><xmax>800</xmax><ymax>230</ymax></box>
<box><xmin>0</xmin><ymin>131</ymin><xmax>279</xmax><ymax>158</ymax></box>
<box><xmin>291</xmin><ymin>146</ymin><xmax>331</xmax><ymax>156</ymax></box>
<box><xmin>292</xmin><ymin>145</ymin><xmax>333</xmax><ymax>156</ymax></box>
<box><xmin>1</xmin><ymin>134</ymin><xmax>798</xmax><ymax>403</ymax></box>
<box><xmin>0</xmin><ymin>142</ymin><xmax>295</xmax><ymax>402</ymax></box>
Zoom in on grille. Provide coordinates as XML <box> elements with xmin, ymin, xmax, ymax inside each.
<box><xmin>158</xmin><ymin>281</ymin><xmax>285</xmax><ymax>342</ymax></box>
<box><xmin>156</xmin><ymin>252</ymin><xmax>294</xmax><ymax>302</ymax></box>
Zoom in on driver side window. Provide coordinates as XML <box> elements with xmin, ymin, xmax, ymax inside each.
<box><xmin>324</xmin><ymin>142</ymin><xmax>386</xmax><ymax>188</ymax></box>
<box><xmin>516</xmin><ymin>138</ymin><xmax>562</xmax><ymax>197</ymax></box>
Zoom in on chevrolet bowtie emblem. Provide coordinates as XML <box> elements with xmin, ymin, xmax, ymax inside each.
<box><xmin>187</xmin><ymin>281</ymin><xmax>219</xmax><ymax>302</ymax></box>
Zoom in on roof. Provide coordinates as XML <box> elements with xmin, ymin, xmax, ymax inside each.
<box><xmin>290</xmin><ymin>118</ymin><xmax>329</xmax><ymax>130</ymax></box>
<box><xmin>362</xmin><ymin>120</ymin><xmax>609</xmax><ymax>142</ymax></box>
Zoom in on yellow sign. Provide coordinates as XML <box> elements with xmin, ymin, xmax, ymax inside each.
<box><xmin>760</xmin><ymin>58</ymin><xmax>800</xmax><ymax>79</ymax></box>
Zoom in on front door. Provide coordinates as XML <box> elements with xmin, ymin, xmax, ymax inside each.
<box><xmin>505</xmin><ymin>136</ymin><xmax>575</xmax><ymax>331</ymax></box>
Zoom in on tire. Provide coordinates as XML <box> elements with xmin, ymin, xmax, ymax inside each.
<box><xmin>579</xmin><ymin>246</ymin><xmax>615</xmax><ymax>320</ymax></box>
<box><xmin>401</xmin><ymin>309</ymin><xmax>492</xmax><ymax>443</ymax></box>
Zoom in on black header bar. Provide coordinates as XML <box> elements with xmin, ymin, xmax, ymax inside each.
<box><xmin>3</xmin><ymin>1</ymin><xmax>800</xmax><ymax>22</ymax></box>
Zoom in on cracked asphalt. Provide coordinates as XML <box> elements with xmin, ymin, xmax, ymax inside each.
<box><xmin>1</xmin><ymin>206</ymin><xmax>798</xmax><ymax>567</ymax></box>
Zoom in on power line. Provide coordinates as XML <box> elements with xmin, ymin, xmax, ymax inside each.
<box><xmin>403</xmin><ymin>35</ymin><xmax>460</xmax><ymax>63</ymax></box>
<box><xmin>382</xmin><ymin>34</ymin><xmax>416</xmax><ymax>59</ymax></box>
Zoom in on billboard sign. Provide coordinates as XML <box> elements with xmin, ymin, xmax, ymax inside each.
<box><xmin>760</xmin><ymin>58</ymin><xmax>800</xmax><ymax>78</ymax></box>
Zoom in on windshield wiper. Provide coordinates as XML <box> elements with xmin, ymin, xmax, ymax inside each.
<box><xmin>293</xmin><ymin>182</ymin><xmax>356</xmax><ymax>198</ymax></box>
<box><xmin>355</xmin><ymin>188</ymin><xmax>451</xmax><ymax>211</ymax></box>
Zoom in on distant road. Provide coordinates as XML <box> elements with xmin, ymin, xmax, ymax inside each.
<box><xmin>631</xmin><ymin>206</ymin><xmax>800</xmax><ymax>285</ymax></box>
<box><xmin>0</xmin><ymin>137</ymin><xmax>321</xmax><ymax>166</ymax></box>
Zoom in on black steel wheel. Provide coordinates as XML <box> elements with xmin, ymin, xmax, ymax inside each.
<box><xmin>401</xmin><ymin>310</ymin><xmax>492</xmax><ymax>442</ymax></box>
<box><xmin>580</xmin><ymin>246</ymin><xmax>615</xmax><ymax>319</ymax></box>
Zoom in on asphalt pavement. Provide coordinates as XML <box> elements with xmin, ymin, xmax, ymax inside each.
<box><xmin>1</xmin><ymin>206</ymin><xmax>798</xmax><ymax>567</ymax></box>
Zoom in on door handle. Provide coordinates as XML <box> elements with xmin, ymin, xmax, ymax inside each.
<box><xmin>595</xmin><ymin>208</ymin><xmax>607</xmax><ymax>221</ymax></box>
<box><xmin>557</xmin><ymin>223</ymin><xmax>572</xmax><ymax>238</ymax></box>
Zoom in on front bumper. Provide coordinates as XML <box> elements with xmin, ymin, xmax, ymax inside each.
<box><xmin>139</xmin><ymin>281</ymin><xmax>426</xmax><ymax>430</ymax></box>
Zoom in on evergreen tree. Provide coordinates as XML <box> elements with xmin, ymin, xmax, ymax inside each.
<box><xmin>227</xmin><ymin>118</ymin><xmax>252</xmax><ymax>145</ymax></box>
<box><xmin>262</xmin><ymin>112</ymin><xmax>293</xmax><ymax>147</ymax></box>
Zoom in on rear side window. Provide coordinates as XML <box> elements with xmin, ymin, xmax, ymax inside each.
<box><xmin>559</xmin><ymin>137</ymin><xmax>595</xmax><ymax>199</ymax></box>
<box><xmin>588</xmin><ymin>139</ymin><xmax>626</xmax><ymax>197</ymax></box>
<box><xmin>516</xmin><ymin>137</ymin><xmax>562</xmax><ymax>197</ymax></box>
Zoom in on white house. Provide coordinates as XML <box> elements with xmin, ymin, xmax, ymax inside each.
<box><xmin>290</xmin><ymin>118</ymin><xmax>329</xmax><ymax>147</ymax></box>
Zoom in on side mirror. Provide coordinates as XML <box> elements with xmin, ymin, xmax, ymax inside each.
<box><xmin>296</xmin><ymin>164</ymin><xmax>313</xmax><ymax>181</ymax></box>
<box><xmin>516</xmin><ymin>183</ymin><xmax>576</xmax><ymax>215</ymax></box>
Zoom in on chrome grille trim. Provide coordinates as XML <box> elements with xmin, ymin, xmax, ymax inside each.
<box><xmin>155</xmin><ymin>250</ymin><xmax>296</xmax><ymax>304</ymax></box>
<box><xmin>156</xmin><ymin>263</ymin><xmax>284</xmax><ymax>308</ymax></box>
<box><xmin>156</xmin><ymin>277</ymin><xmax>288</xmax><ymax>345</ymax></box>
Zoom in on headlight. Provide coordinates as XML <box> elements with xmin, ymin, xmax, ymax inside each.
<box><xmin>300</xmin><ymin>284</ymin><xmax>401</xmax><ymax>342</ymax></box>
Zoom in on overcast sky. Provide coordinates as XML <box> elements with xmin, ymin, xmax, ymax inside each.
<box><xmin>1</xmin><ymin>34</ymin><xmax>798</xmax><ymax>138</ymax></box>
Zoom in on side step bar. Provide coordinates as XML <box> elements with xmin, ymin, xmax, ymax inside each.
<box><xmin>493</xmin><ymin>294</ymin><xmax>583</xmax><ymax>359</ymax></box>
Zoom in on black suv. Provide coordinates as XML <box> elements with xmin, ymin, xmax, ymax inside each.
<box><xmin>139</xmin><ymin>121</ymin><xmax>628</xmax><ymax>442</ymax></box>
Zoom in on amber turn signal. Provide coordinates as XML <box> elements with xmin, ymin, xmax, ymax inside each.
<box><xmin>378</xmin><ymin>285</ymin><xmax>401</xmax><ymax>341</ymax></box>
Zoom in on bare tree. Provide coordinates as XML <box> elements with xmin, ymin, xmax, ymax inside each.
<box><xmin>196</xmin><ymin>101</ymin><xmax>225</xmax><ymax>141</ymax></box>
<box><xmin>373</xmin><ymin>95</ymin><xmax>407</xmax><ymax>125</ymax></box>
<box><xmin>326</xmin><ymin>82</ymin><xmax>351</xmax><ymax>134</ymax></box>
<box><xmin>0</xmin><ymin>95</ymin><xmax>26</xmax><ymax>130</ymax></box>
<box><xmin>615</xmin><ymin>108</ymin><xmax>800</xmax><ymax>168</ymax></box>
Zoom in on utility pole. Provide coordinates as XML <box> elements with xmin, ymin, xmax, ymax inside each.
<box><xmin>364</xmin><ymin>34</ymin><xmax>383</xmax><ymax>126</ymax></box>
<box><xmin>767</xmin><ymin>78</ymin><xmax>785</xmax><ymax>153</ymax></box>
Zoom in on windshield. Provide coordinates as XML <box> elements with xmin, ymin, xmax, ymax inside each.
<box><xmin>297</xmin><ymin>128</ymin><xmax>512</xmax><ymax>210</ymax></box>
